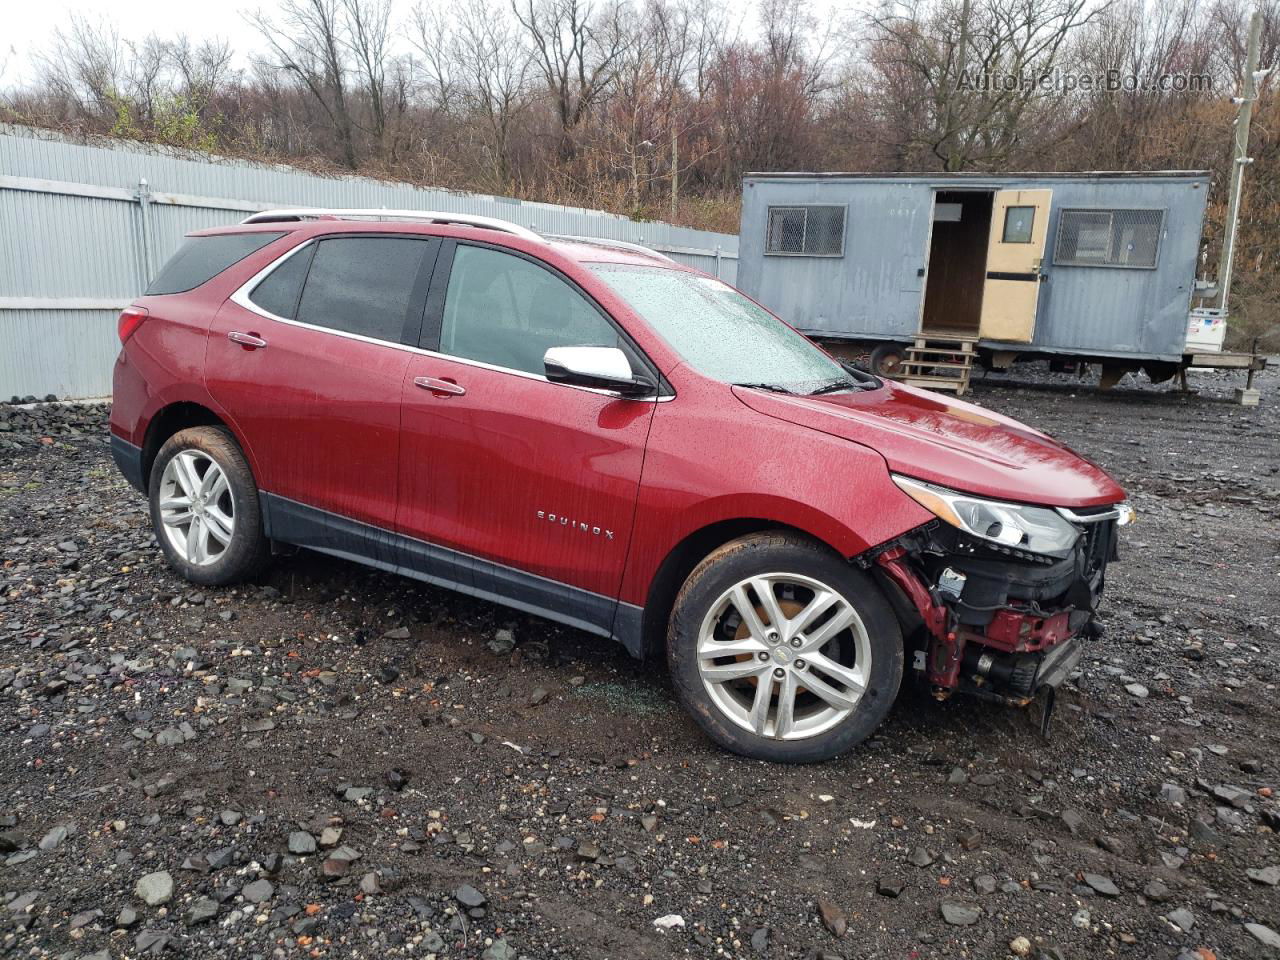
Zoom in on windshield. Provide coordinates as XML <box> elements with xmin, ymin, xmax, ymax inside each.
<box><xmin>589</xmin><ymin>264</ymin><xmax>870</xmax><ymax>395</ymax></box>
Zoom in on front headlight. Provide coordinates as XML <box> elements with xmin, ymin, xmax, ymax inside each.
<box><xmin>892</xmin><ymin>475</ymin><xmax>1081</xmax><ymax>557</ymax></box>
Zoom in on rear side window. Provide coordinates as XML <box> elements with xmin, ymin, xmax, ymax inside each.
<box><xmin>147</xmin><ymin>232</ymin><xmax>284</xmax><ymax>295</ymax></box>
<box><xmin>248</xmin><ymin>245</ymin><xmax>316</xmax><ymax>319</ymax></box>
<box><xmin>296</xmin><ymin>237</ymin><xmax>431</xmax><ymax>342</ymax></box>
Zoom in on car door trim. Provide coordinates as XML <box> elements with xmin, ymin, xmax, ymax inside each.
<box><xmin>260</xmin><ymin>491</ymin><xmax>645</xmax><ymax>655</ymax></box>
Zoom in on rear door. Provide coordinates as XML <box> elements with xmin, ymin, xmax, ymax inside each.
<box><xmin>978</xmin><ymin>189</ymin><xmax>1052</xmax><ymax>342</ymax></box>
<box><xmin>395</xmin><ymin>241</ymin><xmax>657</xmax><ymax>633</ymax></box>
<box><xmin>207</xmin><ymin>234</ymin><xmax>437</xmax><ymax>536</ymax></box>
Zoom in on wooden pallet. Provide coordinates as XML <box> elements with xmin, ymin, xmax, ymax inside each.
<box><xmin>898</xmin><ymin>333</ymin><xmax>977</xmax><ymax>395</ymax></box>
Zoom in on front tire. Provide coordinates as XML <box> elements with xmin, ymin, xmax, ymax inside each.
<box><xmin>668</xmin><ymin>532</ymin><xmax>903</xmax><ymax>763</ymax></box>
<box><xmin>148</xmin><ymin>426</ymin><xmax>270</xmax><ymax>586</ymax></box>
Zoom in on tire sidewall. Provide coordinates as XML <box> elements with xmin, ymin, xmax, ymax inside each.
<box><xmin>148</xmin><ymin>427</ymin><xmax>266</xmax><ymax>587</ymax></box>
<box><xmin>668</xmin><ymin>534</ymin><xmax>903</xmax><ymax>763</ymax></box>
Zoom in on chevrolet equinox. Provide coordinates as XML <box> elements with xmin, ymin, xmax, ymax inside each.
<box><xmin>110</xmin><ymin>209</ymin><xmax>1132</xmax><ymax>763</ymax></box>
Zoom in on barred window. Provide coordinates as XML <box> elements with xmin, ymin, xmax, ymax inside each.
<box><xmin>765</xmin><ymin>205</ymin><xmax>846</xmax><ymax>256</ymax></box>
<box><xmin>1055</xmin><ymin>209</ymin><xmax>1164</xmax><ymax>268</ymax></box>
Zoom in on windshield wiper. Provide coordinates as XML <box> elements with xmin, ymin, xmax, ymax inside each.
<box><xmin>733</xmin><ymin>382</ymin><xmax>796</xmax><ymax>395</ymax></box>
<box><xmin>808</xmin><ymin>376</ymin><xmax>875</xmax><ymax>396</ymax></box>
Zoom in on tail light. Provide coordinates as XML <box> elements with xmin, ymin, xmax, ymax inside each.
<box><xmin>118</xmin><ymin>306</ymin><xmax>149</xmax><ymax>344</ymax></box>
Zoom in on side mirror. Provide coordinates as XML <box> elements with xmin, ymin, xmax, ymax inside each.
<box><xmin>543</xmin><ymin>346</ymin><xmax>656</xmax><ymax>398</ymax></box>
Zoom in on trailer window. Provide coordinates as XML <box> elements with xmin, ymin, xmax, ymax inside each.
<box><xmin>1054</xmin><ymin>209</ymin><xmax>1163</xmax><ymax>268</ymax></box>
<box><xmin>765</xmin><ymin>206</ymin><xmax>845</xmax><ymax>256</ymax></box>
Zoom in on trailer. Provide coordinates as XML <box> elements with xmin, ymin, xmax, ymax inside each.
<box><xmin>737</xmin><ymin>171</ymin><xmax>1265</xmax><ymax>402</ymax></box>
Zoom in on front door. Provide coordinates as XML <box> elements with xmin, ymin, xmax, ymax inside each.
<box><xmin>978</xmin><ymin>189</ymin><xmax>1052</xmax><ymax>342</ymax></box>
<box><xmin>396</xmin><ymin>241</ymin><xmax>656</xmax><ymax>635</ymax></box>
<box><xmin>208</xmin><ymin>234</ymin><xmax>437</xmax><ymax>533</ymax></box>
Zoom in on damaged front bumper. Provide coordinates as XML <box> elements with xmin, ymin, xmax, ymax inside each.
<box><xmin>866</xmin><ymin>509</ymin><xmax>1123</xmax><ymax>705</ymax></box>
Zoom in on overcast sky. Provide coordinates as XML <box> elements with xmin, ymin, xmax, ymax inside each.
<box><xmin>2</xmin><ymin>0</ymin><xmax>862</xmax><ymax>87</ymax></box>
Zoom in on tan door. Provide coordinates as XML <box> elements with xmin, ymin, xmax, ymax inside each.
<box><xmin>978</xmin><ymin>189</ymin><xmax>1052</xmax><ymax>342</ymax></box>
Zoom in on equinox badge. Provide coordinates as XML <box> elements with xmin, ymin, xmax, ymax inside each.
<box><xmin>537</xmin><ymin>510</ymin><xmax>614</xmax><ymax>540</ymax></box>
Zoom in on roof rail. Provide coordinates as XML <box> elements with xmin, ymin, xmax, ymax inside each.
<box><xmin>551</xmin><ymin>234</ymin><xmax>679</xmax><ymax>265</ymax></box>
<box><xmin>240</xmin><ymin>208</ymin><xmax>544</xmax><ymax>243</ymax></box>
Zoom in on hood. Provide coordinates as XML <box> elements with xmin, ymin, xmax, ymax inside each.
<box><xmin>733</xmin><ymin>380</ymin><xmax>1125</xmax><ymax>508</ymax></box>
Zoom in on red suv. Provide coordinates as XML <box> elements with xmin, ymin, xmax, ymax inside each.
<box><xmin>110</xmin><ymin>210</ymin><xmax>1131</xmax><ymax>762</ymax></box>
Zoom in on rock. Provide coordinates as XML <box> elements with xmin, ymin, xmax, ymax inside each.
<box><xmin>116</xmin><ymin>906</ymin><xmax>139</xmax><ymax>928</ymax></box>
<box><xmin>940</xmin><ymin>901</ymin><xmax>981</xmax><ymax>926</ymax></box>
<box><xmin>1096</xmin><ymin>834</ymin><xmax>1125</xmax><ymax>855</ymax></box>
<box><xmin>187</xmin><ymin>898</ymin><xmax>218</xmax><ymax>925</ymax></box>
<box><xmin>751</xmin><ymin>926</ymin><xmax>770</xmax><ymax>954</ymax></box>
<box><xmin>386</xmin><ymin>768</ymin><xmax>410</xmax><ymax>791</ymax></box>
<box><xmin>38</xmin><ymin>824</ymin><xmax>69</xmax><ymax>851</ymax></box>
<box><xmin>489</xmin><ymin>629</ymin><xmax>516</xmax><ymax>655</ymax></box>
<box><xmin>1245</xmin><ymin>923</ymin><xmax>1280</xmax><ymax>949</ymax></box>
<box><xmin>817</xmin><ymin>897</ymin><xmax>847</xmax><ymax>937</ymax></box>
<box><xmin>653</xmin><ymin>914</ymin><xmax>685</xmax><ymax>931</ymax></box>
<box><xmin>948</xmin><ymin>767</ymin><xmax>969</xmax><ymax>784</ymax></box>
<box><xmin>241</xmin><ymin>878</ymin><xmax>274</xmax><ymax>903</ymax></box>
<box><xmin>1167</xmin><ymin>907</ymin><xmax>1195</xmax><ymax>932</ymax></box>
<box><xmin>1082</xmin><ymin>873</ymin><xmax>1120</xmax><ymax>897</ymax></box>
<box><xmin>321</xmin><ymin>856</ymin><xmax>350</xmax><ymax>879</ymax></box>
<box><xmin>908</xmin><ymin>846</ymin><xmax>934</xmax><ymax>867</ymax></box>
<box><xmin>1143</xmin><ymin>880</ymin><xmax>1171</xmax><ymax>901</ymax></box>
<box><xmin>1125</xmin><ymin>683</ymin><xmax>1149</xmax><ymax>698</ymax></box>
<box><xmin>360</xmin><ymin>871</ymin><xmax>381</xmax><ymax>895</ymax></box>
<box><xmin>288</xmin><ymin>831</ymin><xmax>317</xmax><ymax>855</ymax></box>
<box><xmin>1161</xmin><ymin>782</ymin><xmax>1188</xmax><ymax>805</ymax></box>
<box><xmin>135</xmin><ymin>871</ymin><xmax>174</xmax><ymax>906</ymax></box>
<box><xmin>529</xmin><ymin>686</ymin><xmax>550</xmax><ymax>706</ymax></box>
<box><xmin>1009</xmin><ymin>936</ymin><xmax>1032</xmax><ymax>957</ymax></box>
<box><xmin>481</xmin><ymin>940</ymin><xmax>516</xmax><ymax>960</ymax></box>
<box><xmin>382</xmin><ymin>626</ymin><xmax>411</xmax><ymax>639</ymax></box>
<box><xmin>1061</xmin><ymin>809</ymin><xmax>1084</xmax><ymax>834</ymax></box>
<box><xmin>876</xmin><ymin>878</ymin><xmax>906</xmax><ymax>898</ymax></box>
<box><xmin>973</xmin><ymin>874</ymin><xmax>997</xmax><ymax>895</ymax></box>
<box><xmin>455</xmin><ymin>883</ymin><xmax>487</xmax><ymax>909</ymax></box>
<box><xmin>379</xmin><ymin>664</ymin><xmax>400</xmax><ymax>684</ymax></box>
<box><xmin>576</xmin><ymin>840</ymin><xmax>601</xmax><ymax>861</ymax></box>
<box><xmin>1248</xmin><ymin>865</ymin><xmax>1280</xmax><ymax>886</ymax></box>
<box><xmin>319</xmin><ymin>826</ymin><xmax>343</xmax><ymax>847</ymax></box>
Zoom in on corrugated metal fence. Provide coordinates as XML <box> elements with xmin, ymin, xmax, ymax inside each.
<box><xmin>0</xmin><ymin>125</ymin><xmax>739</xmax><ymax>399</ymax></box>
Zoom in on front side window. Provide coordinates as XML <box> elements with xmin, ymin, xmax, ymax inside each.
<box><xmin>147</xmin><ymin>232</ymin><xmax>284</xmax><ymax>295</ymax></box>
<box><xmin>439</xmin><ymin>245</ymin><xmax>622</xmax><ymax>376</ymax></box>
<box><xmin>590</xmin><ymin>264</ymin><xmax>855</xmax><ymax>393</ymax></box>
<box><xmin>295</xmin><ymin>237</ymin><xmax>431</xmax><ymax>342</ymax></box>
<box><xmin>765</xmin><ymin>205</ymin><xmax>845</xmax><ymax>256</ymax></box>
<box><xmin>1055</xmin><ymin>209</ymin><xmax>1163</xmax><ymax>268</ymax></box>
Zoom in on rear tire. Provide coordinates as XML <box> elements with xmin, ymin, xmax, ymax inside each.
<box><xmin>148</xmin><ymin>426</ymin><xmax>270</xmax><ymax>586</ymax></box>
<box><xmin>667</xmin><ymin>532</ymin><xmax>903</xmax><ymax>763</ymax></box>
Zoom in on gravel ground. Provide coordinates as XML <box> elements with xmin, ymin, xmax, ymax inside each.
<box><xmin>1</xmin><ymin>364</ymin><xmax>1278</xmax><ymax>960</ymax></box>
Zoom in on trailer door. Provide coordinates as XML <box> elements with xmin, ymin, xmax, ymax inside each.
<box><xmin>978</xmin><ymin>189</ymin><xmax>1052</xmax><ymax>342</ymax></box>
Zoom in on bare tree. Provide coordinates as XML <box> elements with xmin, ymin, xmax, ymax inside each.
<box><xmin>342</xmin><ymin>0</ymin><xmax>393</xmax><ymax>151</ymax></box>
<box><xmin>511</xmin><ymin>0</ymin><xmax>631</xmax><ymax>156</ymax></box>
<box><xmin>249</xmin><ymin>0</ymin><xmax>359</xmax><ymax>168</ymax></box>
<box><xmin>864</xmin><ymin>0</ymin><xmax>1107</xmax><ymax>170</ymax></box>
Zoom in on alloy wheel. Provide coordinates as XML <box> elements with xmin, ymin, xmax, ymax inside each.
<box><xmin>696</xmin><ymin>572</ymin><xmax>872</xmax><ymax>740</ymax></box>
<box><xmin>158</xmin><ymin>449</ymin><xmax>235</xmax><ymax>566</ymax></box>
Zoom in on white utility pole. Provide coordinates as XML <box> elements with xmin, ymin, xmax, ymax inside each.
<box><xmin>1217</xmin><ymin>8</ymin><xmax>1263</xmax><ymax>314</ymax></box>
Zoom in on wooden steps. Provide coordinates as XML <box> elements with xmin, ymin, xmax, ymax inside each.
<box><xmin>898</xmin><ymin>333</ymin><xmax>977</xmax><ymax>395</ymax></box>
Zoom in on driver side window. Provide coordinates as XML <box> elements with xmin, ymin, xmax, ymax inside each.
<box><xmin>438</xmin><ymin>245</ymin><xmax>620</xmax><ymax>376</ymax></box>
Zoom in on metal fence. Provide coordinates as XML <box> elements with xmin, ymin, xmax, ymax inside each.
<box><xmin>0</xmin><ymin>125</ymin><xmax>739</xmax><ymax>399</ymax></box>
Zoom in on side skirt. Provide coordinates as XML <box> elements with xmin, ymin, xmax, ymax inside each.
<box><xmin>260</xmin><ymin>493</ymin><xmax>645</xmax><ymax>657</ymax></box>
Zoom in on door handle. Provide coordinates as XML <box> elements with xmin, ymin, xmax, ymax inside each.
<box><xmin>228</xmin><ymin>331</ymin><xmax>268</xmax><ymax>349</ymax></box>
<box><xmin>414</xmin><ymin>376</ymin><xmax>466</xmax><ymax>397</ymax></box>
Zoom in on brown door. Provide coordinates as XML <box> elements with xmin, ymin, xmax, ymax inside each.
<box><xmin>978</xmin><ymin>189</ymin><xmax>1052</xmax><ymax>342</ymax></box>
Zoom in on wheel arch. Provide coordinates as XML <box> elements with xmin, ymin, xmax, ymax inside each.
<box><xmin>635</xmin><ymin>518</ymin><xmax>845</xmax><ymax>661</ymax></box>
<box><xmin>141</xmin><ymin>401</ymin><xmax>255</xmax><ymax>490</ymax></box>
